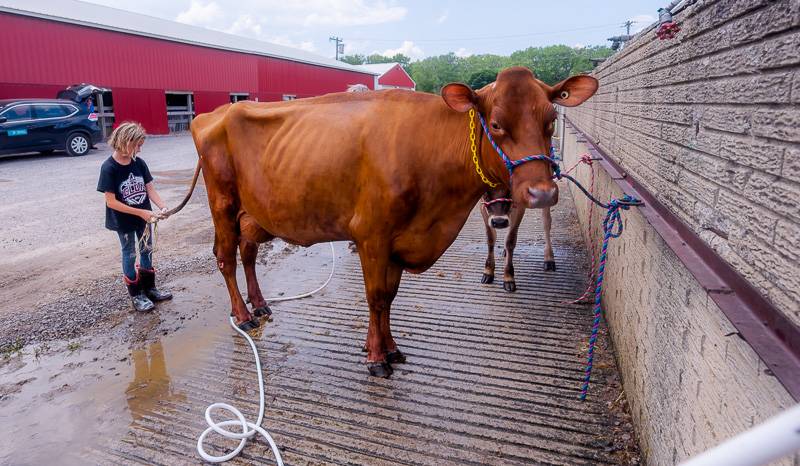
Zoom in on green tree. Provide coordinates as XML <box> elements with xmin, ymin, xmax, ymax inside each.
<box><xmin>341</xmin><ymin>54</ymin><xmax>366</xmax><ymax>65</ymax></box>
<box><xmin>405</xmin><ymin>44</ymin><xmax>614</xmax><ymax>92</ymax></box>
<box><xmin>408</xmin><ymin>53</ymin><xmax>465</xmax><ymax>93</ymax></box>
<box><xmin>467</xmin><ymin>69</ymin><xmax>498</xmax><ymax>90</ymax></box>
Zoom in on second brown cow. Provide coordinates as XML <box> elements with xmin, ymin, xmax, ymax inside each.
<box><xmin>480</xmin><ymin>187</ymin><xmax>556</xmax><ymax>292</ymax></box>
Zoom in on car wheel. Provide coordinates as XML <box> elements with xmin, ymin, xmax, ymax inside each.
<box><xmin>66</xmin><ymin>133</ymin><xmax>90</xmax><ymax>156</ymax></box>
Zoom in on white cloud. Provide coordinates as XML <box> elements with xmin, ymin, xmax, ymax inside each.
<box><xmin>454</xmin><ymin>47</ymin><xmax>471</xmax><ymax>57</ymax></box>
<box><xmin>176</xmin><ymin>0</ymin><xmax>223</xmax><ymax>26</ymax></box>
<box><xmin>269</xmin><ymin>35</ymin><xmax>317</xmax><ymax>52</ymax></box>
<box><xmin>436</xmin><ymin>9</ymin><xmax>448</xmax><ymax>24</ymax></box>
<box><xmin>227</xmin><ymin>14</ymin><xmax>262</xmax><ymax>37</ymax></box>
<box><xmin>629</xmin><ymin>14</ymin><xmax>656</xmax><ymax>33</ymax></box>
<box><xmin>379</xmin><ymin>40</ymin><xmax>424</xmax><ymax>59</ymax></box>
<box><xmin>301</xmin><ymin>1</ymin><xmax>407</xmax><ymax>27</ymax></box>
<box><xmin>342</xmin><ymin>40</ymin><xmax>371</xmax><ymax>56</ymax></box>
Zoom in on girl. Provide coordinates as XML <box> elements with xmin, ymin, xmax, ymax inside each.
<box><xmin>97</xmin><ymin>122</ymin><xmax>172</xmax><ymax>312</ymax></box>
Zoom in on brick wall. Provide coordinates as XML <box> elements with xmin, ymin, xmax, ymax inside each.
<box><xmin>562</xmin><ymin>1</ymin><xmax>800</xmax><ymax>463</ymax></box>
<box><xmin>566</xmin><ymin>0</ymin><xmax>800</xmax><ymax>326</ymax></box>
<box><xmin>560</xmin><ymin>127</ymin><xmax>797</xmax><ymax>466</ymax></box>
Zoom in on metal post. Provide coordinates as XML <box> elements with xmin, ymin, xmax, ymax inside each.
<box><xmin>329</xmin><ymin>36</ymin><xmax>343</xmax><ymax>60</ymax></box>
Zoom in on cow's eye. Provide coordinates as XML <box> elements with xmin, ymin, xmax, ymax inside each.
<box><xmin>490</xmin><ymin>121</ymin><xmax>501</xmax><ymax>131</ymax></box>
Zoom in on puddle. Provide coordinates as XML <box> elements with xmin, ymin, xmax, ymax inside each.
<box><xmin>0</xmin><ymin>279</ymin><xmax>229</xmax><ymax>465</ymax></box>
<box><xmin>0</xmin><ymin>241</ymin><xmax>340</xmax><ymax>465</ymax></box>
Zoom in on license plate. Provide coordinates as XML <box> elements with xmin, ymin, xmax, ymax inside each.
<box><xmin>7</xmin><ymin>129</ymin><xmax>27</xmax><ymax>136</ymax></box>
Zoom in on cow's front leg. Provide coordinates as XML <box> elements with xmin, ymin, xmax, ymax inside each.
<box><xmin>503</xmin><ymin>207</ymin><xmax>524</xmax><ymax>292</ymax></box>
<box><xmin>357</xmin><ymin>242</ymin><xmax>403</xmax><ymax>378</ymax></box>
<box><xmin>542</xmin><ymin>207</ymin><xmax>556</xmax><ymax>271</ymax></box>
<box><xmin>480</xmin><ymin>207</ymin><xmax>496</xmax><ymax>284</ymax></box>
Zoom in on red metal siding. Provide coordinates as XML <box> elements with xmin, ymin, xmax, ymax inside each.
<box><xmin>113</xmin><ymin>88</ymin><xmax>168</xmax><ymax>134</ymax></box>
<box><xmin>378</xmin><ymin>65</ymin><xmax>415</xmax><ymax>89</ymax></box>
<box><xmin>0</xmin><ymin>12</ymin><xmax>375</xmax><ymax>133</ymax></box>
<box><xmin>0</xmin><ymin>13</ymin><xmax>259</xmax><ymax>92</ymax></box>
<box><xmin>258</xmin><ymin>57</ymin><xmax>373</xmax><ymax>100</ymax></box>
<box><xmin>194</xmin><ymin>91</ymin><xmax>231</xmax><ymax>115</ymax></box>
<box><xmin>0</xmin><ymin>83</ymin><xmax>64</xmax><ymax>99</ymax></box>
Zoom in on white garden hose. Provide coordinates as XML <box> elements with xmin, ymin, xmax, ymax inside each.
<box><xmin>196</xmin><ymin>242</ymin><xmax>337</xmax><ymax>464</ymax></box>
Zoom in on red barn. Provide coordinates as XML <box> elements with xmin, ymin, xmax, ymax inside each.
<box><xmin>358</xmin><ymin>63</ymin><xmax>416</xmax><ymax>91</ymax></box>
<box><xmin>0</xmin><ymin>0</ymin><xmax>378</xmax><ymax>135</ymax></box>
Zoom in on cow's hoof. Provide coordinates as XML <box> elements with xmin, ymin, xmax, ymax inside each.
<box><xmin>253</xmin><ymin>305</ymin><xmax>272</xmax><ymax>317</ymax></box>
<box><xmin>367</xmin><ymin>362</ymin><xmax>393</xmax><ymax>378</ymax></box>
<box><xmin>503</xmin><ymin>281</ymin><xmax>517</xmax><ymax>292</ymax></box>
<box><xmin>237</xmin><ymin>319</ymin><xmax>260</xmax><ymax>331</ymax></box>
<box><xmin>481</xmin><ymin>274</ymin><xmax>494</xmax><ymax>284</ymax></box>
<box><xmin>387</xmin><ymin>350</ymin><xmax>406</xmax><ymax>364</ymax></box>
<box><xmin>544</xmin><ymin>261</ymin><xmax>557</xmax><ymax>272</ymax></box>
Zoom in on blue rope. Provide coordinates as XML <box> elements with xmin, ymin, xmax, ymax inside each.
<box><xmin>579</xmin><ymin>194</ymin><xmax>638</xmax><ymax>401</ymax></box>
<box><xmin>476</xmin><ymin>112</ymin><xmax>561</xmax><ymax>179</ymax></box>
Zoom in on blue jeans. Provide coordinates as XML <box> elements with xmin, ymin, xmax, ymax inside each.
<box><xmin>118</xmin><ymin>225</ymin><xmax>152</xmax><ymax>281</ymax></box>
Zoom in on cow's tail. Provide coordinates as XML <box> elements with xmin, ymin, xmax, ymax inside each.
<box><xmin>164</xmin><ymin>160</ymin><xmax>202</xmax><ymax>217</ymax></box>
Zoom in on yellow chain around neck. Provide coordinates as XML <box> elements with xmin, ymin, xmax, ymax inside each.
<box><xmin>468</xmin><ymin>108</ymin><xmax>498</xmax><ymax>188</ymax></box>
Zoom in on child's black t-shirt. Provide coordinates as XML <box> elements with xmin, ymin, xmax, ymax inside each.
<box><xmin>97</xmin><ymin>156</ymin><xmax>153</xmax><ymax>232</ymax></box>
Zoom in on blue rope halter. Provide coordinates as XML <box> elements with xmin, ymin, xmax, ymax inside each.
<box><xmin>476</xmin><ymin>112</ymin><xmax>561</xmax><ymax>180</ymax></box>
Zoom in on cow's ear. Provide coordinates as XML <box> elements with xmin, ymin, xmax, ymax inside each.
<box><xmin>550</xmin><ymin>75</ymin><xmax>598</xmax><ymax>107</ymax></box>
<box><xmin>441</xmin><ymin>83</ymin><xmax>477</xmax><ymax>112</ymax></box>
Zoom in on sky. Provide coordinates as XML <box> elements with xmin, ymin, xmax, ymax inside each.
<box><xmin>83</xmin><ymin>0</ymin><xmax>665</xmax><ymax>60</ymax></box>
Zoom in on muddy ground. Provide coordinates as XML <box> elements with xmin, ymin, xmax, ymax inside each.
<box><xmin>0</xmin><ymin>136</ymin><xmax>640</xmax><ymax>465</ymax></box>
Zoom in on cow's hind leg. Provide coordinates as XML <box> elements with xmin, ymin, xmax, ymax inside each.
<box><xmin>358</xmin><ymin>241</ymin><xmax>404</xmax><ymax>377</ymax></box>
<box><xmin>503</xmin><ymin>207</ymin><xmax>525</xmax><ymax>292</ymax></box>
<box><xmin>239</xmin><ymin>213</ymin><xmax>274</xmax><ymax>318</ymax></box>
<box><xmin>542</xmin><ymin>207</ymin><xmax>556</xmax><ymax>271</ymax></box>
<box><xmin>212</xmin><ymin>227</ymin><xmax>256</xmax><ymax>330</ymax></box>
<box><xmin>480</xmin><ymin>206</ymin><xmax>496</xmax><ymax>284</ymax></box>
<box><xmin>207</xmin><ymin>197</ymin><xmax>255</xmax><ymax>330</ymax></box>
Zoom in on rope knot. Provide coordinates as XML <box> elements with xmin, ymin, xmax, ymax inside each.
<box><xmin>579</xmin><ymin>154</ymin><xmax>594</xmax><ymax>166</ymax></box>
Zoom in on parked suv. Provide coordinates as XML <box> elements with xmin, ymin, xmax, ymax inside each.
<box><xmin>0</xmin><ymin>98</ymin><xmax>102</xmax><ymax>157</ymax></box>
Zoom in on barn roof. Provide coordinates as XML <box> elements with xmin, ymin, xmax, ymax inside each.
<box><xmin>357</xmin><ymin>63</ymin><xmax>401</xmax><ymax>76</ymax></box>
<box><xmin>0</xmin><ymin>0</ymin><xmax>379</xmax><ymax>76</ymax></box>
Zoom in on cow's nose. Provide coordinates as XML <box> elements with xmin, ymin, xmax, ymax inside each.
<box><xmin>527</xmin><ymin>187</ymin><xmax>558</xmax><ymax>208</ymax></box>
<box><xmin>491</xmin><ymin>217</ymin><xmax>509</xmax><ymax>229</ymax></box>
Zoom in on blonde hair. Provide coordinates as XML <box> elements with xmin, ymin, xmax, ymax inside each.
<box><xmin>109</xmin><ymin>121</ymin><xmax>146</xmax><ymax>158</ymax></box>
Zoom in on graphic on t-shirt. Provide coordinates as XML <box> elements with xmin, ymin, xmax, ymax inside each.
<box><xmin>120</xmin><ymin>173</ymin><xmax>147</xmax><ymax>205</ymax></box>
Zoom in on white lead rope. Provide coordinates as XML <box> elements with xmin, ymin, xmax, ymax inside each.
<box><xmin>196</xmin><ymin>242</ymin><xmax>337</xmax><ymax>464</ymax></box>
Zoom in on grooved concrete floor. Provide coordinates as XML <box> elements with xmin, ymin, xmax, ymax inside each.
<box><xmin>87</xmin><ymin>187</ymin><xmax>636</xmax><ymax>465</ymax></box>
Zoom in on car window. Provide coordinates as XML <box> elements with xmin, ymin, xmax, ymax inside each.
<box><xmin>34</xmin><ymin>104</ymin><xmax>74</xmax><ymax>119</ymax></box>
<box><xmin>1</xmin><ymin>105</ymin><xmax>33</xmax><ymax>121</ymax></box>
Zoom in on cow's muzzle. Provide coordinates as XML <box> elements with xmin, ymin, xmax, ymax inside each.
<box><xmin>490</xmin><ymin>216</ymin><xmax>509</xmax><ymax>229</ymax></box>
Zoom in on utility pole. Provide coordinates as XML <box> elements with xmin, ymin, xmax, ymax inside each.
<box><xmin>622</xmin><ymin>20</ymin><xmax>634</xmax><ymax>36</ymax></box>
<box><xmin>329</xmin><ymin>36</ymin><xmax>344</xmax><ymax>60</ymax></box>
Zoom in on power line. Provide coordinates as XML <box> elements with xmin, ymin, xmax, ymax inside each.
<box><xmin>347</xmin><ymin>23</ymin><xmax>622</xmax><ymax>44</ymax></box>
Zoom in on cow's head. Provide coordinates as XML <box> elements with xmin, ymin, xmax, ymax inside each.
<box><xmin>442</xmin><ymin>67</ymin><xmax>597</xmax><ymax>209</ymax></box>
<box><xmin>482</xmin><ymin>187</ymin><xmax>513</xmax><ymax>229</ymax></box>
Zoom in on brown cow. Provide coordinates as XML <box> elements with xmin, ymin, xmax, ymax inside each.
<box><xmin>186</xmin><ymin>67</ymin><xmax>597</xmax><ymax>377</ymax></box>
<box><xmin>480</xmin><ymin>187</ymin><xmax>555</xmax><ymax>292</ymax></box>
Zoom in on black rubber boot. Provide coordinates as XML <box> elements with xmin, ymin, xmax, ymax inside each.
<box><xmin>138</xmin><ymin>267</ymin><xmax>173</xmax><ymax>302</ymax></box>
<box><xmin>125</xmin><ymin>276</ymin><xmax>155</xmax><ymax>312</ymax></box>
